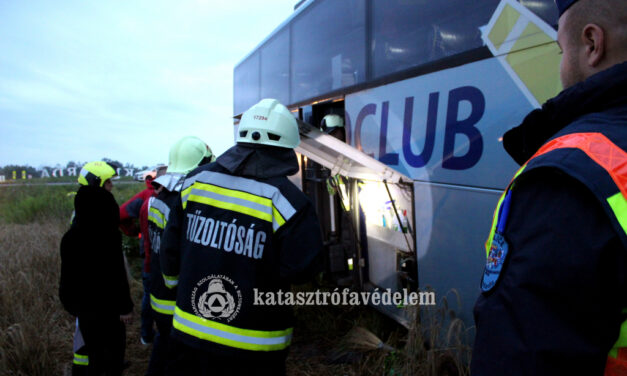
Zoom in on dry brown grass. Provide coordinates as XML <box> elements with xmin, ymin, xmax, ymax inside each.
<box><xmin>285</xmin><ymin>293</ymin><xmax>471</xmax><ymax>376</ymax></box>
<box><xmin>0</xmin><ymin>221</ymin><xmax>151</xmax><ymax>376</ymax></box>
<box><xmin>0</xmin><ymin>221</ymin><xmax>74</xmax><ymax>375</ymax></box>
<box><xmin>0</xmin><ymin>218</ymin><xmax>471</xmax><ymax>376</ymax></box>
<box><xmin>0</xmin><ymin>184</ymin><xmax>471</xmax><ymax>375</ymax></box>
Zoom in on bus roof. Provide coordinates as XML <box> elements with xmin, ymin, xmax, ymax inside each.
<box><xmin>233</xmin><ymin>0</ymin><xmax>558</xmax><ymax>114</ymax></box>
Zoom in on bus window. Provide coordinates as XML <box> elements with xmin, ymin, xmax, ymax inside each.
<box><xmin>234</xmin><ymin>52</ymin><xmax>260</xmax><ymax>115</ymax></box>
<box><xmin>371</xmin><ymin>0</ymin><xmax>499</xmax><ymax>78</ymax></box>
<box><xmin>291</xmin><ymin>0</ymin><xmax>366</xmax><ymax>104</ymax></box>
<box><xmin>260</xmin><ymin>28</ymin><xmax>289</xmax><ymax>105</ymax></box>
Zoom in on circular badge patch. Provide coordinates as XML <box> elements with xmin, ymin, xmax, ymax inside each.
<box><xmin>191</xmin><ymin>274</ymin><xmax>242</xmax><ymax>322</ymax></box>
<box><xmin>481</xmin><ymin>232</ymin><xmax>509</xmax><ymax>292</ymax></box>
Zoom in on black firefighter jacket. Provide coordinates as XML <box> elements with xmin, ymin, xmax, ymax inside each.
<box><xmin>160</xmin><ymin>143</ymin><xmax>323</xmax><ymax>360</ymax></box>
<box><xmin>147</xmin><ymin>174</ymin><xmax>183</xmax><ymax>321</ymax></box>
<box><xmin>59</xmin><ymin>185</ymin><xmax>133</xmax><ymax>317</ymax></box>
<box><xmin>472</xmin><ymin>62</ymin><xmax>627</xmax><ymax>375</ymax></box>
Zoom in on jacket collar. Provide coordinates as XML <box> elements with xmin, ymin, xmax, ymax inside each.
<box><xmin>216</xmin><ymin>143</ymin><xmax>299</xmax><ymax>178</ymax></box>
<box><xmin>153</xmin><ymin>173</ymin><xmax>185</xmax><ymax>192</ymax></box>
<box><xmin>503</xmin><ymin>62</ymin><xmax>627</xmax><ymax>165</ymax></box>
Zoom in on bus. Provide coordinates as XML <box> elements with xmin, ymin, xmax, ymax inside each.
<box><xmin>233</xmin><ymin>0</ymin><xmax>561</xmax><ymax>337</ymax></box>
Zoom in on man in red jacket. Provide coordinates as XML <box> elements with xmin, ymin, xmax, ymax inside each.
<box><xmin>119</xmin><ymin>175</ymin><xmax>156</xmax><ymax>344</ymax></box>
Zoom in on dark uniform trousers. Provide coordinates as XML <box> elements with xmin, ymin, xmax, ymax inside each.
<box><xmin>145</xmin><ymin>316</ymin><xmax>173</xmax><ymax>376</ymax></box>
<box><xmin>78</xmin><ymin>314</ymin><xmax>126</xmax><ymax>376</ymax></box>
<box><xmin>146</xmin><ymin>189</ymin><xmax>180</xmax><ymax>376</ymax></box>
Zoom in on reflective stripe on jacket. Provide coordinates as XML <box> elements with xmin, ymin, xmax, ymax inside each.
<box><xmin>160</xmin><ymin>159</ymin><xmax>322</xmax><ymax>358</ymax></box>
<box><xmin>148</xmin><ymin>187</ymin><xmax>181</xmax><ymax>320</ymax></box>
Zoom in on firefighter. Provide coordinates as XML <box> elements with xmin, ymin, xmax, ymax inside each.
<box><xmin>160</xmin><ymin>99</ymin><xmax>323</xmax><ymax>375</ymax></box>
<box><xmin>59</xmin><ymin>161</ymin><xmax>133</xmax><ymax>376</ymax></box>
<box><xmin>472</xmin><ymin>0</ymin><xmax>627</xmax><ymax>375</ymax></box>
<box><xmin>145</xmin><ymin>136</ymin><xmax>215</xmax><ymax>376</ymax></box>
<box><xmin>320</xmin><ymin>113</ymin><xmax>345</xmax><ymax>141</ymax></box>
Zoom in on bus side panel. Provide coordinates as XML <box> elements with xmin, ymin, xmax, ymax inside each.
<box><xmin>414</xmin><ymin>181</ymin><xmax>500</xmax><ymax>328</ymax></box>
<box><xmin>367</xmin><ymin>237</ymin><xmax>399</xmax><ymax>291</ymax></box>
<box><xmin>345</xmin><ymin>56</ymin><xmax>536</xmax><ymax>190</ymax></box>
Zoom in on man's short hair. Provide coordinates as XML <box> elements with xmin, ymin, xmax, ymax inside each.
<box><xmin>564</xmin><ymin>0</ymin><xmax>627</xmax><ymax>46</ymax></box>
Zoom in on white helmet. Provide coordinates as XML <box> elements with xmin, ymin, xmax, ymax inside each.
<box><xmin>236</xmin><ymin>99</ymin><xmax>299</xmax><ymax>149</ymax></box>
<box><xmin>320</xmin><ymin>114</ymin><xmax>344</xmax><ymax>133</ymax></box>
<box><xmin>168</xmin><ymin>136</ymin><xmax>215</xmax><ymax>174</ymax></box>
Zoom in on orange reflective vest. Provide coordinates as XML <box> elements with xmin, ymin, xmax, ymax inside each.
<box><xmin>486</xmin><ymin>132</ymin><xmax>627</xmax><ymax>375</ymax></box>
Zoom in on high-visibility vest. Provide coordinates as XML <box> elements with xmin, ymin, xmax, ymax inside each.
<box><xmin>485</xmin><ymin>132</ymin><xmax>627</xmax><ymax>374</ymax></box>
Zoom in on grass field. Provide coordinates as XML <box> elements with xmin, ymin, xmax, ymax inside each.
<box><xmin>0</xmin><ymin>183</ymin><xmax>471</xmax><ymax>375</ymax></box>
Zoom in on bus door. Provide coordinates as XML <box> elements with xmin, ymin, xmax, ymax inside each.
<box><xmin>299</xmin><ymin>102</ymin><xmax>354</xmax><ymax>286</ymax></box>
<box><xmin>295</xmin><ymin>114</ymin><xmax>418</xmax><ymax>328</ymax></box>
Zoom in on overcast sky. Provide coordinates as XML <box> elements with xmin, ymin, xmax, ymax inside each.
<box><xmin>0</xmin><ymin>0</ymin><xmax>296</xmax><ymax>168</ymax></box>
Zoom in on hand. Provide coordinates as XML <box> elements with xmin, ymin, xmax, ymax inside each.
<box><xmin>119</xmin><ymin>312</ymin><xmax>133</xmax><ymax>325</ymax></box>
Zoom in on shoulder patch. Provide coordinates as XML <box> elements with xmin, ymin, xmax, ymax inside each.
<box><xmin>481</xmin><ymin>232</ymin><xmax>509</xmax><ymax>292</ymax></box>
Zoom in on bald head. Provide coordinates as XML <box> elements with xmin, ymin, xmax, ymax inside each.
<box><xmin>564</xmin><ymin>0</ymin><xmax>627</xmax><ymax>42</ymax></box>
<box><xmin>557</xmin><ymin>0</ymin><xmax>627</xmax><ymax>88</ymax></box>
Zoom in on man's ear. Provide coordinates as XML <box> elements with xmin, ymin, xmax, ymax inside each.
<box><xmin>582</xmin><ymin>23</ymin><xmax>605</xmax><ymax>67</ymax></box>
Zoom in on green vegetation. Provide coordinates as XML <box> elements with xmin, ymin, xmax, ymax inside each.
<box><xmin>0</xmin><ymin>182</ymin><xmax>145</xmax><ymax>225</ymax></box>
<box><xmin>0</xmin><ymin>185</ymin><xmax>74</xmax><ymax>224</ymax></box>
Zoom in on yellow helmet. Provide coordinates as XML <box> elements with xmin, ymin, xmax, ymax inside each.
<box><xmin>168</xmin><ymin>136</ymin><xmax>215</xmax><ymax>174</ymax></box>
<box><xmin>78</xmin><ymin>161</ymin><xmax>118</xmax><ymax>187</ymax></box>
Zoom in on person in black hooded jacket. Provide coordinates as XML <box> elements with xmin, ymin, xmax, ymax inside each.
<box><xmin>160</xmin><ymin>99</ymin><xmax>323</xmax><ymax>376</ymax></box>
<box><xmin>60</xmin><ymin>161</ymin><xmax>133</xmax><ymax>376</ymax></box>
<box><xmin>472</xmin><ymin>1</ymin><xmax>627</xmax><ymax>375</ymax></box>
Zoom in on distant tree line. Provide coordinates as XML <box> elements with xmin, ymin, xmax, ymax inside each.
<box><xmin>0</xmin><ymin>159</ymin><xmax>151</xmax><ymax>181</ymax></box>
